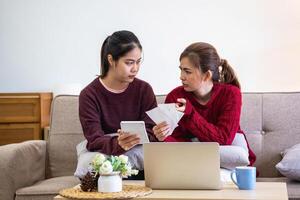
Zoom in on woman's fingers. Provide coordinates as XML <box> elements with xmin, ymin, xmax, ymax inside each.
<box><xmin>162</xmin><ymin>126</ymin><xmax>171</xmax><ymax>136</ymax></box>
<box><xmin>177</xmin><ymin>98</ymin><xmax>186</xmax><ymax>104</ymax></box>
<box><xmin>176</xmin><ymin>98</ymin><xmax>186</xmax><ymax>112</ymax></box>
<box><xmin>122</xmin><ymin>135</ymin><xmax>140</xmax><ymax>146</ymax></box>
<box><xmin>160</xmin><ymin>124</ymin><xmax>170</xmax><ymax>134</ymax></box>
<box><xmin>118</xmin><ymin>132</ymin><xmax>134</xmax><ymax>140</ymax></box>
<box><xmin>153</xmin><ymin>122</ymin><xmax>170</xmax><ymax>141</ymax></box>
<box><xmin>118</xmin><ymin>133</ymin><xmax>139</xmax><ymax>142</ymax></box>
<box><xmin>157</xmin><ymin>128</ymin><xmax>170</xmax><ymax>141</ymax></box>
<box><xmin>118</xmin><ymin>133</ymin><xmax>140</xmax><ymax>151</ymax></box>
<box><xmin>154</xmin><ymin>121</ymin><xmax>167</xmax><ymax>129</ymax></box>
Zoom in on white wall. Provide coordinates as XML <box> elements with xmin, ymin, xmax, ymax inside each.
<box><xmin>1</xmin><ymin>0</ymin><xmax>300</xmax><ymax>95</ymax></box>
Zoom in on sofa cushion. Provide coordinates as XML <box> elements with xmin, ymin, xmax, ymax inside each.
<box><xmin>15</xmin><ymin>176</ymin><xmax>80</xmax><ymax>200</ymax></box>
<box><xmin>276</xmin><ymin>143</ymin><xmax>300</xmax><ymax>181</ymax></box>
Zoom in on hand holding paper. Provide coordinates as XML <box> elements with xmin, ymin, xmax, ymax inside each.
<box><xmin>146</xmin><ymin>103</ymin><xmax>184</xmax><ymax>135</ymax></box>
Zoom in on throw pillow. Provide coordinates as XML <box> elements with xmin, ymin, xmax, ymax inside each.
<box><xmin>231</xmin><ymin>133</ymin><xmax>249</xmax><ymax>154</ymax></box>
<box><xmin>74</xmin><ymin>140</ymin><xmax>100</xmax><ymax>178</ymax></box>
<box><xmin>220</xmin><ymin>145</ymin><xmax>249</xmax><ymax>170</ymax></box>
<box><xmin>192</xmin><ymin>133</ymin><xmax>250</xmax><ymax>169</ymax></box>
<box><xmin>220</xmin><ymin>133</ymin><xmax>250</xmax><ymax>170</ymax></box>
<box><xmin>74</xmin><ymin>140</ymin><xmax>144</xmax><ymax>178</ymax></box>
<box><xmin>276</xmin><ymin>143</ymin><xmax>300</xmax><ymax>181</ymax></box>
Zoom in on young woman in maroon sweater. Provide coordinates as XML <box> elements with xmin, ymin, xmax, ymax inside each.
<box><xmin>153</xmin><ymin>42</ymin><xmax>256</xmax><ymax>166</ymax></box>
<box><xmin>79</xmin><ymin>31</ymin><xmax>157</xmax><ymax>158</ymax></box>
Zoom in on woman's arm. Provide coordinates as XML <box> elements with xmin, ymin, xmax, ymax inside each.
<box><xmin>165</xmin><ymin>88</ymin><xmax>242</xmax><ymax>145</ymax></box>
<box><xmin>79</xmin><ymin>90</ymin><xmax>125</xmax><ymax>155</ymax></box>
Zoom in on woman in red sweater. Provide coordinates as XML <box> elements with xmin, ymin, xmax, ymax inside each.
<box><xmin>153</xmin><ymin>42</ymin><xmax>256</xmax><ymax>165</ymax></box>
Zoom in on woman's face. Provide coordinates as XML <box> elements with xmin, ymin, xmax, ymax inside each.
<box><xmin>111</xmin><ymin>47</ymin><xmax>142</xmax><ymax>83</ymax></box>
<box><xmin>179</xmin><ymin>57</ymin><xmax>207</xmax><ymax>92</ymax></box>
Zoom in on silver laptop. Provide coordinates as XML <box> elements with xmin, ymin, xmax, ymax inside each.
<box><xmin>143</xmin><ymin>142</ymin><xmax>221</xmax><ymax>190</ymax></box>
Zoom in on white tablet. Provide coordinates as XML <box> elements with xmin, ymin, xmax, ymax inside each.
<box><xmin>120</xmin><ymin>121</ymin><xmax>150</xmax><ymax>144</ymax></box>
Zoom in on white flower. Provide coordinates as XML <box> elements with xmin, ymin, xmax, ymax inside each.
<box><xmin>118</xmin><ymin>155</ymin><xmax>128</xmax><ymax>164</ymax></box>
<box><xmin>99</xmin><ymin>161</ymin><xmax>113</xmax><ymax>174</ymax></box>
<box><xmin>121</xmin><ymin>164</ymin><xmax>137</xmax><ymax>177</ymax></box>
<box><xmin>128</xmin><ymin>163</ymin><xmax>133</xmax><ymax>170</ymax></box>
<box><xmin>131</xmin><ymin>169</ymin><xmax>139</xmax><ymax>175</ymax></box>
<box><xmin>89</xmin><ymin>154</ymin><xmax>138</xmax><ymax>178</ymax></box>
<box><xmin>93</xmin><ymin>154</ymin><xmax>106</xmax><ymax>166</ymax></box>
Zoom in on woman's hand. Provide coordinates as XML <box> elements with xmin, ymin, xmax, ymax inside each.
<box><xmin>153</xmin><ymin>121</ymin><xmax>171</xmax><ymax>141</ymax></box>
<box><xmin>175</xmin><ymin>98</ymin><xmax>186</xmax><ymax>112</ymax></box>
<box><xmin>117</xmin><ymin>129</ymin><xmax>140</xmax><ymax>151</ymax></box>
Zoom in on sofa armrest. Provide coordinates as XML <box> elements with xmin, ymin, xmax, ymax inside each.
<box><xmin>0</xmin><ymin>140</ymin><xmax>46</xmax><ymax>200</ymax></box>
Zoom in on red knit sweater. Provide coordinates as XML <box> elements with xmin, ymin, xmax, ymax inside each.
<box><xmin>164</xmin><ymin>83</ymin><xmax>256</xmax><ymax>166</ymax></box>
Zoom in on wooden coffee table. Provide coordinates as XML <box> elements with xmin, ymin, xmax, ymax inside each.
<box><xmin>54</xmin><ymin>181</ymin><xmax>288</xmax><ymax>200</ymax></box>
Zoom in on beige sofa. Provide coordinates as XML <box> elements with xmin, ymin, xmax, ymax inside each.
<box><xmin>0</xmin><ymin>93</ymin><xmax>300</xmax><ymax>200</ymax></box>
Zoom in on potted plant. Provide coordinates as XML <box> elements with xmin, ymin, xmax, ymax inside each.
<box><xmin>88</xmin><ymin>154</ymin><xmax>138</xmax><ymax>192</ymax></box>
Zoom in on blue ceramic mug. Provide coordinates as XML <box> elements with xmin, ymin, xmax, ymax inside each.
<box><xmin>230</xmin><ymin>166</ymin><xmax>256</xmax><ymax>190</ymax></box>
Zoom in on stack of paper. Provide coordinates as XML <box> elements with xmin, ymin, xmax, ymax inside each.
<box><xmin>146</xmin><ymin>103</ymin><xmax>184</xmax><ymax>134</ymax></box>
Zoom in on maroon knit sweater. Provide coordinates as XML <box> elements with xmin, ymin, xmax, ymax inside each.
<box><xmin>164</xmin><ymin>83</ymin><xmax>256</xmax><ymax>166</ymax></box>
<box><xmin>79</xmin><ymin>77</ymin><xmax>158</xmax><ymax>155</ymax></box>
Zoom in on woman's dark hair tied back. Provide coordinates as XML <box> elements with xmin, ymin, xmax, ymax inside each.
<box><xmin>100</xmin><ymin>36</ymin><xmax>111</xmax><ymax>76</ymax></box>
<box><xmin>100</xmin><ymin>30</ymin><xmax>142</xmax><ymax>78</ymax></box>
<box><xmin>219</xmin><ymin>58</ymin><xmax>240</xmax><ymax>89</ymax></box>
<box><xmin>219</xmin><ymin>58</ymin><xmax>224</xmax><ymax>66</ymax></box>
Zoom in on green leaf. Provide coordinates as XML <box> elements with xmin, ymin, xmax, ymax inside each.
<box><xmin>113</xmin><ymin>159</ymin><xmax>121</xmax><ymax>171</ymax></box>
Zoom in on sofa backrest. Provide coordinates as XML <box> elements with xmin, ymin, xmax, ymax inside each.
<box><xmin>47</xmin><ymin>93</ymin><xmax>300</xmax><ymax>178</ymax></box>
<box><xmin>240</xmin><ymin>93</ymin><xmax>300</xmax><ymax>177</ymax></box>
<box><xmin>47</xmin><ymin>95</ymin><xmax>84</xmax><ymax>178</ymax></box>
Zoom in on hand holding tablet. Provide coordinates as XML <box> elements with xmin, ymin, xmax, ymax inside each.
<box><xmin>120</xmin><ymin>121</ymin><xmax>150</xmax><ymax>144</ymax></box>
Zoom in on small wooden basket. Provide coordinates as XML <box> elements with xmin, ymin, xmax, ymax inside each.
<box><xmin>59</xmin><ymin>184</ymin><xmax>152</xmax><ymax>199</ymax></box>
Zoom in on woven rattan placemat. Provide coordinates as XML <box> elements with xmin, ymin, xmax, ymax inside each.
<box><xmin>59</xmin><ymin>184</ymin><xmax>152</xmax><ymax>199</ymax></box>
